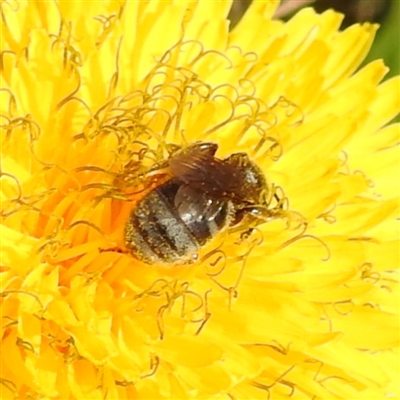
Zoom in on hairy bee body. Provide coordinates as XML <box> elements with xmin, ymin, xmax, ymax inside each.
<box><xmin>124</xmin><ymin>142</ymin><xmax>273</xmax><ymax>266</ymax></box>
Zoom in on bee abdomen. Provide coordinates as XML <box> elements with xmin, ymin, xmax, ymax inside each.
<box><xmin>125</xmin><ymin>179</ymin><xmax>231</xmax><ymax>265</ymax></box>
<box><xmin>125</xmin><ymin>187</ymin><xmax>199</xmax><ymax>265</ymax></box>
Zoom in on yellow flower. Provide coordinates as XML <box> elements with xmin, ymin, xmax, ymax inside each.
<box><xmin>1</xmin><ymin>1</ymin><xmax>399</xmax><ymax>399</ymax></box>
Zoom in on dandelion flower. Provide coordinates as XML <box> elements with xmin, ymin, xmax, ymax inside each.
<box><xmin>1</xmin><ymin>1</ymin><xmax>399</xmax><ymax>399</ymax></box>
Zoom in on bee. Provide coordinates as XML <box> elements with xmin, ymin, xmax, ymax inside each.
<box><xmin>124</xmin><ymin>142</ymin><xmax>281</xmax><ymax>265</ymax></box>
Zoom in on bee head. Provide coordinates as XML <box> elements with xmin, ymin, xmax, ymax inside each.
<box><xmin>224</xmin><ymin>152</ymin><xmax>268</xmax><ymax>205</ymax></box>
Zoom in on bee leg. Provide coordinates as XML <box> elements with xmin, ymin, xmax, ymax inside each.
<box><xmin>99</xmin><ymin>245</ymin><xmax>126</xmax><ymax>254</ymax></box>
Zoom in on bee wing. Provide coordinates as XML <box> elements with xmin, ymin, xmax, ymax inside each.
<box><xmin>169</xmin><ymin>148</ymin><xmax>240</xmax><ymax>197</ymax></box>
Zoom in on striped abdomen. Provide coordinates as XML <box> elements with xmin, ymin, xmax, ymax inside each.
<box><xmin>125</xmin><ymin>179</ymin><xmax>231</xmax><ymax>265</ymax></box>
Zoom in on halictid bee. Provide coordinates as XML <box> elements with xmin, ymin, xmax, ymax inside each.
<box><xmin>124</xmin><ymin>142</ymin><xmax>282</xmax><ymax>265</ymax></box>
